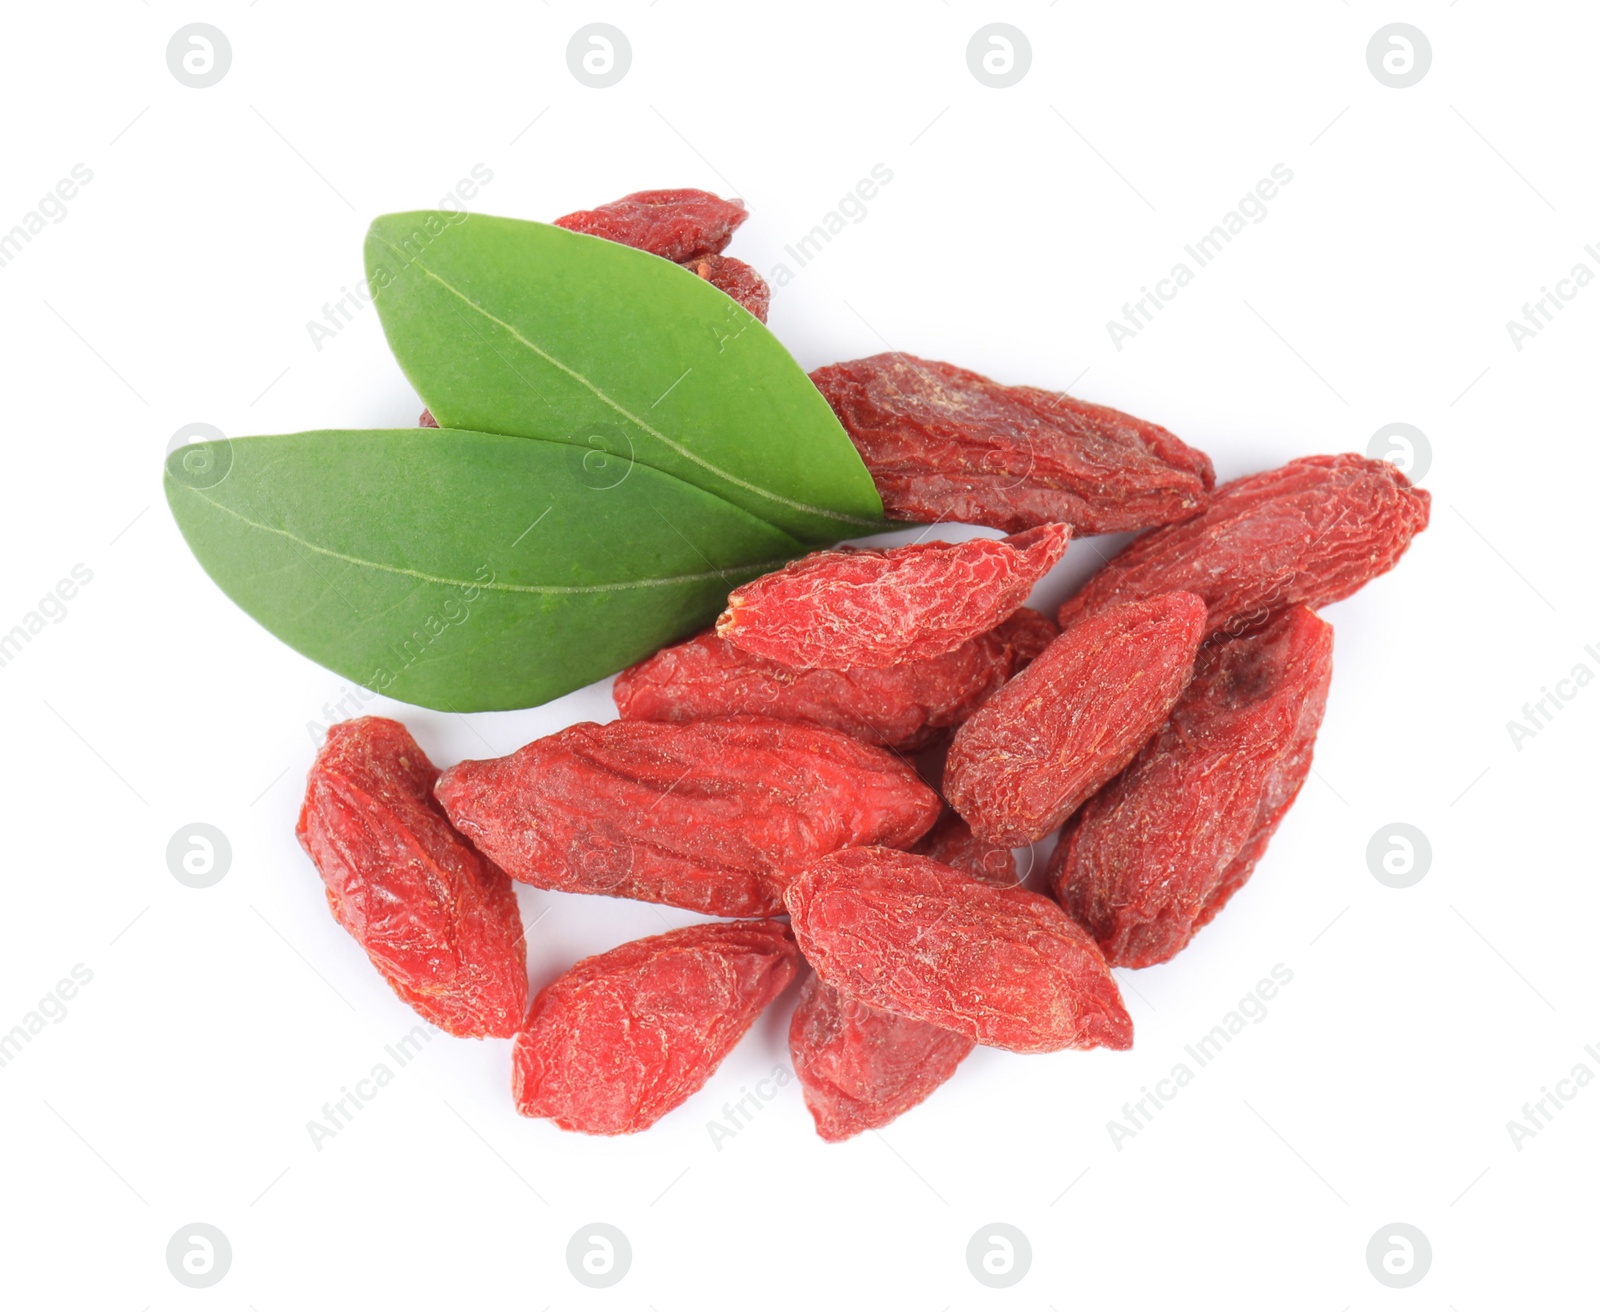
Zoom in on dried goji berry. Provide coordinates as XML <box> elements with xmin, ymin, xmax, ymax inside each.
<box><xmin>1056</xmin><ymin>454</ymin><xmax>1430</xmax><ymax>640</ymax></box>
<box><xmin>789</xmin><ymin>970</ymin><xmax>973</xmax><ymax>1141</ymax></box>
<box><xmin>553</xmin><ymin>188</ymin><xmax>747</xmax><ymax>263</ymax></box>
<box><xmin>295</xmin><ymin>717</ymin><xmax>528</xmax><ymax>1038</ymax></box>
<box><xmin>435</xmin><ymin>716</ymin><xmax>940</xmax><ymax>917</ymax></box>
<box><xmin>945</xmin><ymin>592</ymin><xmax>1207</xmax><ymax>846</ymax></box>
<box><xmin>681</xmin><ymin>252</ymin><xmax>771</xmax><ymax>322</ymax></box>
<box><xmin>810</xmin><ymin>353</ymin><xmax>1215</xmax><ymax>534</ymax></box>
<box><xmin>912</xmin><ymin>810</ymin><xmax>1017</xmax><ymax>887</ymax></box>
<box><xmin>1052</xmin><ymin>605</ymin><xmax>1334</xmax><ymax>967</ymax></box>
<box><xmin>717</xmin><ymin>524</ymin><xmax>1069</xmax><ymax>670</ymax></box>
<box><xmin>991</xmin><ymin>604</ymin><xmax>1060</xmax><ymax>667</ymax></box>
<box><xmin>514</xmin><ymin>919</ymin><xmax>799</xmax><ymax>1135</ymax></box>
<box><xmin>784</xmin><ymin>846</ymin><xmax>1132</xmax><ymax>1053</ymax></box>
<box><xmin>613</xmin><ymin>608</ymin><xmax>1055</xmax><ymax>753</ymax></box>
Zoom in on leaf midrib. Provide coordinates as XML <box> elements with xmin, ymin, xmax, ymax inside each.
<box><xmin>376</xmin><ymin>231</ymin><xmax>882</xmax><ymax>531</ymax></box>
<box><xmin>179</xmin><ymin>484</ymin><xmax>793</xmax><ymax>594</ymax></box>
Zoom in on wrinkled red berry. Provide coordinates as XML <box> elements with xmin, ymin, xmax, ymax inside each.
<box><xmin>553</xmin><ymin>188</ymin><xmax>747</xmax><ymax>263</ymax></box>
<box><xmin>789</xmin><ymin>971</ymin><xmax>973</xmax><ymax>1141</ymax></box>
<box><xmin>296</xmin><ymin>718</ymin><xmax>528</xmax><ymax>1038</ymax></box>
<box><xmin>945</xmin><ymin>592</ymin><xmax>1207</xmax><ymax>846</ymax></box>
<box><xmin>991</xmin><ymin>604</ymin><xmax>1060</xmax><ymax>667</ymax></box>
<box><xmin>681</xmin><ymin>252</ymin><xmax>771</xmax><ymax>321</ymax></box>
<box><xmin>435</xmin><ymin>717</ymin><xmax>940</xmax><ymax>917</ymax></box>
<box><xmin>514</xmin><ymin>920</ymin><xmax>799</xmax><ymax>1135</ymax></box>
<box><xmin>613</xmin><ymin>608</ymin><xmax>1055</xmax><ymax>753</ymax></box>
<box><xmin>1057</xmin><ymin>454</ymin><xmax>1430</xmax><ymax>640</ymax></box>
<box><xmin>810</xmin><ymin>353</ymin><xmax>1215</xmax><ymax>534</ymax></box>
<box><xmin>1053</xmin><ymin>605</ymin><xmax>1334</xmax><ymax>967</ymax></box>
<box><xmin>718</xmin><ymin>524</ymin><xmax>1069</xmax><ymax>670</ymax></box>
<box><xmin>785</xmin><ymin>846</ymin><xmax>1132</xmax><ymax>1054</ymax></box>
<box><xmin>912</xmin><ymin>810</ymin><xmax>1018</xmax><ymax>887</ymax></box>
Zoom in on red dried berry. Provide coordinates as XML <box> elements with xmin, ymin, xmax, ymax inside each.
<box><xmin>680</xmin><ymin>252</ymin><xmax>771</xmax><ymax>321</ymax></box>
<box><xmin>613</xmin><ymin>608</ymin><xmax>1055</xmax><ymax>753</ymax></box>
<box><xmin>295</xmin><ymin>718</ymin><xmax>528</xmax><ymax>1038</ymax></box>
<box><xmin>789</xmin><ymin>971</ymin><xmax>973</xmax><ymax>1142</ymax></box>
<box><xmin>553</xmin><ymin>188</ymin><xmax>748</xmax><ymax>263</ymax></box>
<box><xmin>945</xmin><ymin>592</ymin><xmax>1207</xmax><ymax>846</ymax></box>
<box><xmin>810</xmin><ymin>353</ymin><xmax>1215</xmax><ymax>534</ymax></box>
<box><xmin>717</xmin><ymin>524</ymin><xmax>1069</xmax><ymax>670</ymax></box>
<box><xmin>435</xmin><ymin>717</ymin><xmax>940</xmax><ymax>917</ymax></box>
<box><xmin>991</xmin><ymin>604</ymin><xmax>1060</xmax><ymax>667</ymax></box>
<box><xmin>912</xmin><ymin>810</ymin><xmax>1018</xmax><ymax>888</ymax></box>
<box><xmin>1052</xmin><ymin>605</ymin><xmax>1334</xmax><ymax>967</ymax></box>
<box><xmin>514</xmin><ymin>920</ymin><xmax>799</xmax><ymax>1135</ymax></box>
<box><xmin>784</xmin><ymin>846</ymin><xmax>1132</xmax><ymax>1054</ymax></box>
<box><xmin>1057</xmin><ymin>454</ymin><xmax>1430</xmax><ymax>640</ymax></box>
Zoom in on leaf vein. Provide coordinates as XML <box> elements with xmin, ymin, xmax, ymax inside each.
<box><xmin>187</xmin><ymin>490</ymin><xmax>789</xmax><ymax>594</ymax></box>
<box><xmin>386</xmin><ymin>236</ymin><xmax>882</xmax><ymax>530</ymax></box>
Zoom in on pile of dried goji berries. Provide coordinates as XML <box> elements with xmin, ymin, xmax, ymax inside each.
<box><xmin>300</xmin><ymin>189</ymin><xmax>1431</xmax><ymax>1141</ymax></box>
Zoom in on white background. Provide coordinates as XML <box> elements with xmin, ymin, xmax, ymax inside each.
<box><xmin>1</xmin><ymin>2</ymin><xmax>1595</xmax><ymax>1307</ymax></box>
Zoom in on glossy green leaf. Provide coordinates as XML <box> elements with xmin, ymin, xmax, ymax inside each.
<box><xmin>363</xmin><ymin>210</ymin><xmax>884</xmax><ymax>543</ymax></box>
<box><xmin>164</xmin><ymin>429</ymin><xmax>808</xmax><ymax>711</ymax></box>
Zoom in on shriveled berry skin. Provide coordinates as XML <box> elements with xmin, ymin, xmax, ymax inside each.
<box><xmin>435</xmin><ymin>717</ymin><xmax>940</xmax><ymax>917</ymax></box>
<box><xmin>613</xmin><ymin>608</ymin><xmax>1055</xmax><ymax>753</ymax></box>
<box><xmin>789</xmin><ymin>972</ymin><xmax>973</xmax><ymax>1142</ymax></box>
<box><xmin>717</xmin><ymin>524</ymin><xmax>1069</xmax><ymax>670</ymax></box>
<box><xmin>514</xmin><ymin>920</ymin><xmax>798</xmax><ymax>1135</ymax></box>
<box><xmin>295</xmin><ymin>717</ymin><xmax>528</xmax><ymax>1038</ymax></box>
<box><xmin>784</xmin><ymin>846</ymin><xmax>1132</xmax><ymax>1054</ymax></box>
<box><xmin>681</xmin><ymin>252</ymin><xmax>771</xmax><ymax>321</ymax></box>
<box><xmin>912</xmin><ymin>810</ymin><xmax>1018</xmax><ymax>887</ymax></box>
<box><xmin>1052</xmin><ymin>605</ymin><xmax>1334</xmax><ymax>967</ymax></box>
<box><xmin>553</xmin><ymin>188</ymin><xmax>747</xmax><ymax>263</ymax></box>
<box><xmin>945</xmin><ymin>592</ymin><xmax>1207</xmax><ymax>846</ymax></box>
<box><xmin>810</xmin><ymin>353</ymin><xmax>1215</xmax><ymax>534</ymax></box>
<box><xmin>993</xmin><ymin>604</ymin><xmax>1060</xmax><ymax>666</ymax></box>
<box><xmin>1057</xmin><ymin>454</ymin><xmax>1430</xmax><ymax>640</ymax></box>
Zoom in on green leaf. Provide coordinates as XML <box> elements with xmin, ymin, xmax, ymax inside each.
<box><xmin>363</xmin><ymin>210</ymin><xmax>884</xmax><ymax>543</ymax></box>
<box><xmin>164</xmin><ymin>428</ymin><xmax>808</xmax><ymax>711</ymax></box>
